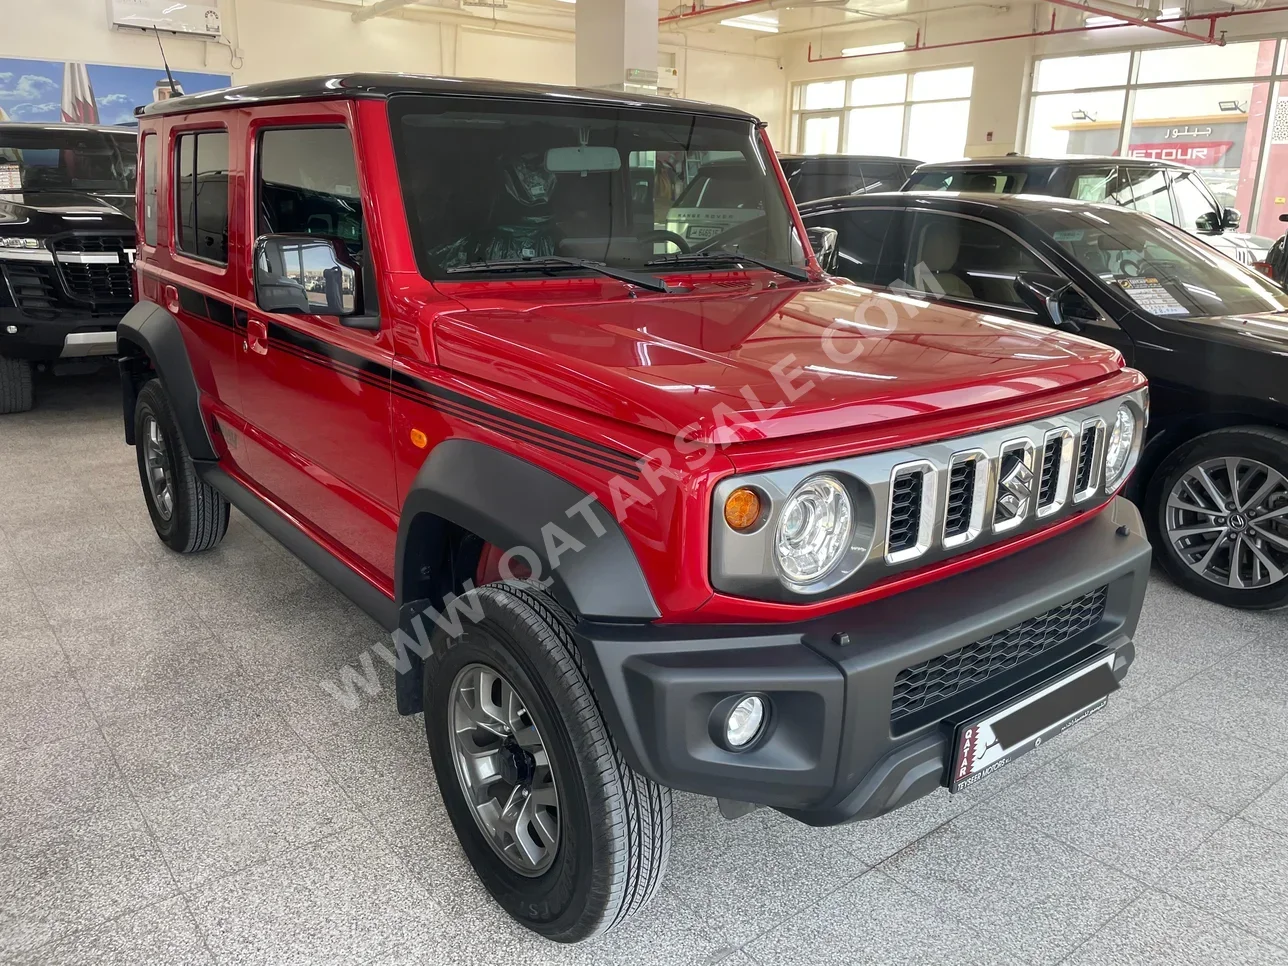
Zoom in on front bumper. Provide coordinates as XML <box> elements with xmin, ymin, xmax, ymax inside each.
<box><xmin>576</xmin><ymin>497</ymin><xmax>1150</xmax><ymax>826</ymax></box>
<box><xmin>0</xmin><ymin>313</ymin><xmax>119</xmax><ymax>361</ymax></box>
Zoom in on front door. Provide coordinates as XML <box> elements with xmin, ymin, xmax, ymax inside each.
<box><xmin>233</xmin><ymin>112</ymin><xmax>398</xmax><ymax>588</ymax></box>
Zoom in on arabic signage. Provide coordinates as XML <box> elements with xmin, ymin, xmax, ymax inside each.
<box><xmin>1127</xmin><ymin>141</ymin><xmax>1236</xmax><ymax>166</ymax></box>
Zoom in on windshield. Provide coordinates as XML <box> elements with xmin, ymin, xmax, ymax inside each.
<box><xmin>0</xmin><ymin>128</ymin><xmax>136</xmax><ymax>193</ymax></box>
<box><xmin>388</xmin><ymin>95</ymin><xmax>804</xmax><ymax>279</ymax></box>
<box><xmin>1032</xmin><ymin>206</ymin><xmax>1288</xmax><ymax>319</ymax></box>
<box><xmin>906</xmin><ymin>166</ymin><xmax>1059</xmax><ymax>195</ymax></box>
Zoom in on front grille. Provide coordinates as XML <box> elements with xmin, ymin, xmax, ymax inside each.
<box><xmin>890</xmin><ymin>585</ymin><xmax>1109</xmax><ymax>727</ymax></box>
<box><xmin>51</xmin><ymin>235</ymin><xmax>129</xmax><ymax>255</ymax></box>
<box><xmin>888</xmin><ymin>469</ymin><xmax>924</xmax><ymax>553</ymax></box>
<box><xmin>943</xmin><ymin>460</ymin><xmax>976</xmax><ymax>538</ymax></box>
<box><xmin>60</xmin><ymin>262</ymin><xmax>133</xmax><ymax>302</ymax></box>
<box><xmin>1037</xmin><ymin>439</ymin><xmax>1061</xmax><ymax>508</ymax></box>
<box><xmin>1074</xmin><ymin>426</ymin><xmax>1097</xmax><ymax>493</ymax></box>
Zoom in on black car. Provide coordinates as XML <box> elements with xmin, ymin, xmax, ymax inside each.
<box><xmin>0</xmin><ymin>122</ymin><xmax>137</xmax><ymax>413</ymax></box>
<box><xmin>799</xmin><ymin>190</ymin><xmax>1288</xmax><ymax>609</ymax></box>
<box><xmin>903</xmin><ymin>155</ymin><xmax>1277</xmax><ymax>268</ymax></box>
<box><xmin>778</xmin><ymin>153</ymin><xmax>920</xmax><ymax>202</ymax></box>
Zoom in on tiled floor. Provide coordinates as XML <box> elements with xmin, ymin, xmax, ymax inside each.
<box><xmin>2</xmin><ymin>369</ymin><xmax>1287</xmax><ymax>966</ymax></box>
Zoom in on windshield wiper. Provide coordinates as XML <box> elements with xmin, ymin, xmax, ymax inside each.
<box><xmin>646</xmin><ymin>249</ymin><xmax>811</xmax><ymax>282</ymax></box>
<box><xmin>445</xmin><ymin>255</ymin><xmax>670</xmax><ymax>293</ymax></box>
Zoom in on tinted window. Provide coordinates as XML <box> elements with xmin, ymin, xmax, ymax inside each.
<box><xmin>1121</xmin><ymin>167</ymin><xmax>1174</xmax><ymax>224</ymax></box>
<box><xmin>904</xmin><ymin>212</ymin><xmax>1042</xmax><ymax>307</ymax></box>
<box><xmin>1070</xmin><ymin>167</ymin><xmax>1129</xmax><ymax>204</ymax></box>
<box><xmin>141</xmin><ymin>133</ymin><xmax>158</xmax><ymax>246</ymax></box>
<box><xmin>856</xmin><ymin>163</ymin><xmax>905</xmax><ymax>193</ymax></box>
<box><xmin>787</xmin><ymin>168</ymin><xmax>863</xmax><ymax>202</ymax></box>
<box><xmin>1171</xmin><ymin>172</ymin><xmax>1217</xmax><ymax>232</ymax></box>
<box><xmin>904</xmin><ymin>166</ymin><xmax>1058</xmax><ymax>194</ymax></box>
<box><xmin>389</xmin><ymin>96</ymin><xmax>802</xmax><ymax>277</ymax></box>
<box><xmin>0</xmin><ymin>128</ymin><xmax>135</xmax><ymax>193</ymax></box>
<box><xmin>174</xmin><ymin>131</ymin><xmax>229</xmax><ymax>263</ymax></box>
<box><xmin>258</xmin><ymin>127</ymin><xmax>364</xmax><ymax>248</ymax></box>
<box><xmin>801</xmin><ymin>207</ymin><xmax>897</xmax><ymax>284</ymax></box>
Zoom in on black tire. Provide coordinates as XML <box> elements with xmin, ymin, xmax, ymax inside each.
<box><xmin>133</xmin><ymin>378</ymin><xmax>229</xmax><ymax>553</ymax></box>
<box><xmin>1145</xmin><ymin>425</ymin><xmax>1288</xmax><ymax>610</ymax></box>
<box><xmin>0</xmin><ymin>356</ymin><xmax>34</xmax><ymax>414</ymax></box>
<box><xmin>423</xmin><ymin>582</ymin><xmax>672</xmax><ymax>942</ymax></box>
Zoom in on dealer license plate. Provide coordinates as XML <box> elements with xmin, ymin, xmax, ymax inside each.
<box><xmin>949</xmin><ymin>654</ymin><xmax>1118</xmax><ymax>793</ymax></box>
<box><xmin>687</xmin><ymin>226</ymin><xmax>720</xmax><ymax>239</ymax></box>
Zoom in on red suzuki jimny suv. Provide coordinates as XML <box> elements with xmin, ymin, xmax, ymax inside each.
<box><xmin>118</xmin><ymin>74</ymin><xmax>1151</xmax><ymax>942</ymax></box>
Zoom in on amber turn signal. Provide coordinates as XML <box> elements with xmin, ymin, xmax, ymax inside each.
<box><xmin>723</xmin><ymin>487</ymin><xmax>762</xmax><ymax>531</ymax></box>
<box><xmin>409</xmin><ymin>428</ymin><xmax>428</xmax><ymax>449</ymax></box>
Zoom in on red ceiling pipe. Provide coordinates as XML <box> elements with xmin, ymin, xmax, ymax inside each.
<box><xmin>659</xmin><ymin>0</ymin><xmax>774</xmax><ymax>24</ymax></box>
<box><xmin>1042</xmin><ymin>0</ymin><xmax>1217</xmax><ymax>44</ymax></box>
<box><xmin>805</xmin><ymin>3</ymin><xmax>1288</xmax><ymax>62</ymax></box>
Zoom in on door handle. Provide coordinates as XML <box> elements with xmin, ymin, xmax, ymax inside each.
<box><xmin>246</xmin><ymin>318</ymin><xmax>269</xmax><ymax>356</ymax></box>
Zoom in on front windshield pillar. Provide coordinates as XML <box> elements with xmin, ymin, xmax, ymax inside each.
<box><xmin>575</xmin><ymin>0</ymin><xmax>658</xmax><ymax>93</ymax></box>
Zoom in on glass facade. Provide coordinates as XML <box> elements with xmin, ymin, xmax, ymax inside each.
<box><xmin>791</xmin><ymin>67</ymin><xmax>973</xmax><ymax>160</ymax></box>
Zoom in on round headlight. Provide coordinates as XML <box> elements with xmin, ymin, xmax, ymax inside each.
<box><xmin>774</xmin><ymin>475</ymin><xmax>853</xmax><ymax>583</ymax></box>
<box><xmin>1104</xmin><ymin>404</ymin><xmax>1137</xmax><ymax>487</ymax></box>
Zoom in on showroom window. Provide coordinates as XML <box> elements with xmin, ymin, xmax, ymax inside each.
<box><xmin>791</xmin><ymin>66</ymin><xmax>973</xmax><ymax>161</ymax></box>
<box><xmin>141</xmin><ymin>132</ymin><xmax>158</xmax><ymax>247</ymax></box>
<box><xmin>174</xmin><ymin>130</ymin><xmax>229</xmax><ymax>263</ymax></box>
<box><xmin>1027</xmin><ymin>38</ymin><xmax>1288</xmax><ymax>236</ymax></box>
<box><xmin>257</xmin><ymin>127</ymin><xmax>365</xmax><ymax>247</ymax></box>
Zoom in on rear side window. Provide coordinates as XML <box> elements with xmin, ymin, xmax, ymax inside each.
<box><xmin>141</xmin><ymin>133</ymin><xmax>158</xmax><ymax>246</ymax></box>
<box><xmin>174</xmin><ymin>130</ymin><xmax>229</xmax><ymax>263</ymax></box>
<box><xmin>1122</xmin><ymin>167</ymin><xmax>1175</xmax><ymax>224</ymax></box>
<box><xmin>257</xmin><ymin>127</ymin><xmax>365</xmax><ymax>248</ymax></box>
<box><xmin>855</xmin><ymin>164</ymin><xmax>905</xmax><ymax>193</ymax></box>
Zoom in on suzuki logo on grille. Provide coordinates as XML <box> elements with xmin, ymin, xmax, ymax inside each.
<box><xmin>994</xmin><ymin>440</ymin><xmax>1036</xmax><ymax>532</ymax></box>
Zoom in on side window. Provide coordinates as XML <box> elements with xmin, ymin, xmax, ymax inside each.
<box><xmin>257</xmin><ymin>127</ymin><xmax>364</xmax><ymax>248</ymax></box>
<box><xmin>1071</xmin><ymin>167</ymin><xmax>1116</xmax><ymax>203</ymax></box>
<box><xmin>174</xmin><ymin>130</ymin><xmax>229</xmax><ymax>263</ymax></box>
<box><xmin>1171</xmin><ymin>172</ymin><xmax>1218</xmax><ymax>233</ymax></box>
<box><xmin>802</xmin><ymin>208</ymin><xmax>897</xmax><ymax>285</ymax></box>
<box><xmin>141</xmin><ymin>132</ymin><xmax>158</xmax><ymax>246</ymax></box>
<box><xmin>856</xmin><ymin>164</ymin><xmax>905</xmax><ymax>193</ymax></box>
<box><xmin>1123</xmin><ymin>167</ymin><xmax>1175</xmax><ymax>225</ymax></box>
<box><xmin>906</xmin><ymin>212</ymin><xmax>1042</xmax><ymax>308</ymax></box>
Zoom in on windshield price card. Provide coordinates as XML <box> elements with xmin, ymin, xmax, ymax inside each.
<box><xmin>950</xmin><ymin>654</ymin><xmax>1118</xmax><ymax>793</ymax></box>
<box><xmin>1117</xmin><ymin>276</ymin><xmax>1188</xmax><ymax>316</ymax></box>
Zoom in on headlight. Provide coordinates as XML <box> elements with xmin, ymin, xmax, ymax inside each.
<box><xmin>774</xmin><ymin>475</ymin><xmax>853</xmax><ymax>583</ymax></box>
<box><xmin>1104</xmin><ymin>404</ymin><xmax>1137</xmax><ymax>487</ymax></box>
<box><xmin>0</xmin><ymin>237</ymin><xmax>41</xmax><ymax>249</ymax></box>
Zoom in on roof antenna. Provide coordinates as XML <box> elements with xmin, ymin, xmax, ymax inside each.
<box><xmin>153</xmin><ymin>25</ymin><xmax>179</xmax><ymax>97</ymax></box>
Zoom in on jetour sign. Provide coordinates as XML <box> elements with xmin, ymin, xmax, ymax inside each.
<box><xmin>1127</xmin><ymin>141</ymin><xmax>1235</xmax><ymax>167</ymax></box>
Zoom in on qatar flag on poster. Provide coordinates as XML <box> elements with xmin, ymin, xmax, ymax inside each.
<box><xmin>61</xmin><ymin>62</ymin><xmax>99</xmax><ymax>124</ymax></box>
<box><xmin>1127</xmin><ymin>141</ymin><xmax>1235</xmax><ymax>167</ymax></box>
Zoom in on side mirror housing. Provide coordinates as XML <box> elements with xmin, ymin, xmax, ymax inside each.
<box><xmin>253</xmin><ymin>233</ymin><xmax>378</xmax><ymax>330</ymax></box>
<box><xmin>1194</xmin><ymin>211</ymin><xmax>1220</xmax><ymax>233</ymax></box>
<box><xmin>1222</xmin><ymin>207</ymin><xmax>1242</xmax><ymax>230</ymax></box>
<box><xmin>804</xmin><ymin>225</ymin><xmax>839</xmax><ymax>274</ymax></box>
<box><xmin>1016</xmin><ymin>271</ymin><xmax>1084</xmax><ymax>333</ymax></box>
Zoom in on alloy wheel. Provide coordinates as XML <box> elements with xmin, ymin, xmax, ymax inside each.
<box><xmin>448</xmin><ymin>662</ymin><xmax>561</xmax><ymax>876</ymax></box>
<box><xmin>1166</xmin><ymin>456</ymin><xmax>1288</xmax><ymax>590</ymax></box>
<box><xmin>142</xmin><ymin>414</ymin><xmax>174</xmax><ymax>521</ymax></box>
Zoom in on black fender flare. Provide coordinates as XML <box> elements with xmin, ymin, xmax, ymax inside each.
<box><xmin>116</xmin><ymin>300</ymin><xmax>217</xmax><ymax>460</ymax></box>
<box><xmin>396</xmin><ymin>438</ymin><xmax>660</xmax><ymax>622</ymax></box>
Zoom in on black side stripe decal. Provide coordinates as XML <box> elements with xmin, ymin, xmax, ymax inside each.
<box><xmin>261</xmin><ymin>321</ymin><xmax>643</xmax><ymax>478</ymax></box>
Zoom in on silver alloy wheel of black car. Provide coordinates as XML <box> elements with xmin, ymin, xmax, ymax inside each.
<box><xmin>142</xmin><ymin>414</ymin><xmax>175</xmax><ymax>521</ymax></box>
<box><xmin>448</xmin><ymin>662</ymin><xmax>561</xmax><ymax>877</ymax></box>
<box><xmin>1166</xmin><ymin>456</ymin><xmax>1288</xmax><ymax>590</ymax></box>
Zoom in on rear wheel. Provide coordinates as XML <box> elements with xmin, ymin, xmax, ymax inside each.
<box><xmin>0</xmin><ymin>356</ymin><xmax>34</xmax><ymax>414</ymax></box>
<box><xmin>1146</xmin><ymin>426</ymin><xmax>1288</xmax><ymax>610</ymax></box>
<box><xmin>423</xmin><ymin>582</ymin><xmax>671</xmax><ymax>942</ymax></box>
<box><xmin>133</xmin><ymin>378</ymin><xmax>229</xmax><ymax>553</ymax></box>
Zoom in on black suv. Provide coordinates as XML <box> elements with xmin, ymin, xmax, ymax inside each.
<box><xmin>0</xmin><ymin>122</ymin><xmax>137</xmax><ymax>413</ymax></box>
<box><xmin>779</xmin><ymin>153</ymin><xmax>920</xmax><ymax>202</ymax></box>
<box><xmin>903</xmin><ymin>155</ymin><xmax>1276</xmax><ymax>268</ymax></box>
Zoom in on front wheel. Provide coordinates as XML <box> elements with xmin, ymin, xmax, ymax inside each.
<box><xmin>0</xmin><ymin>355</ymin><xmax>33</xmax><ymax>414</ymax></box>
<box><xmin>423</xmin><ymin>582</ymin><xmax>672</xmax><ymax>942</ymax></box>
<box><xmin>1146</xmin><ymin>426</ymin><xmax>1288</xmax><ymax>609</ymax></box>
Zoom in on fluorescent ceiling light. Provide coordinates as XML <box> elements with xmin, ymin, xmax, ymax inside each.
<box><xmin>1158</xmin><ymin>6</ymin><xmax>1182</xmax><ymax>16</ymax></box>
<box><xmin>721</xmin><ymin>12</ymin><xmax>778</xmax><ymax>31</ymax></box>
<box><xmin>1085</xmin><ymin>14</ymin><xmax>1126</xmax><ymax>26</ymax></box>
<box><xmin>840</xmin><ymin>41</ymin><xmax>907</xmax><ymax>56</ymax></box>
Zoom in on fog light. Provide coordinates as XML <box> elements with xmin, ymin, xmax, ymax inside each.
<box><xmin>3</xmin><ymin>325</ymin><xmax>16</xmax><ymax>335</ymax></box>
<box><xmin>725</xmin><ymin>695</ymin><xmax>766</xmax><ymax>748</ymax></box>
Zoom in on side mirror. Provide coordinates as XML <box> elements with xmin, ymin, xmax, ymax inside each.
<box><xmin>1193</xmin><ymin>211</ymin><xmax>1220</xmax><ymax>233</ymax></box>
<box><xmin>253</xmin><ymin>233</ymin><xmax>378</xmax><ymax>330</ymax></box>
<box><xmin>805</xmin><ymin>225</ymin><xmax>839</xmax><ymax>274</ymax></box>
<box><xmin>1016</xmin><ymin>271</ymin><xmax>1084</xmax><ymax>333</ymax></box>
<box><xmin>1222</xmin><ymin>207</ymin><xmax>1242</xmax><ymax>230</ymax></box>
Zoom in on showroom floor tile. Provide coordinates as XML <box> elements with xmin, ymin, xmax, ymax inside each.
<box><xmin>2</xmin><ymin>370</ymin><xmax>1287</xmax><ymax>966</ymax></box>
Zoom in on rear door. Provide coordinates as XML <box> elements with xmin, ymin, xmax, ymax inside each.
<box><xmin>233</xmin><ymin>108</ymin><xmax>398</xmax><ymax>586</ymax></box>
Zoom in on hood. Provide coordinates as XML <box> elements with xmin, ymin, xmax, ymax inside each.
<box><xmin>1159</xmin><ymin>310</ymin><xmax>1288</xmax><ymax>354</ymax></box>
<box><xmin>1209</xmin><ymin>231</ymin><xmax>1277</xmax><ymax>256</ymax></box>
<box><xmin>0</xmin><ymin>190</ymin><xmax>136</xmax><ymax>234</ymax></box>
<box><xmin>432</xmin><ymin>281</ymin><xmax>1124</xmax><ymax>444</ymax></box>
